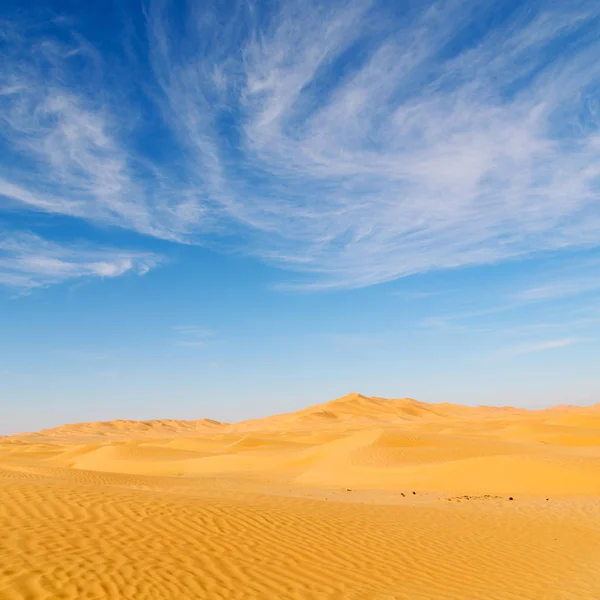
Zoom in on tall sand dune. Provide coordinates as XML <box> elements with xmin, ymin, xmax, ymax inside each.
<box><xmin>2</xmin><ymin>393</ymin><xmax>600</xmax><ymax>599</ymax></box>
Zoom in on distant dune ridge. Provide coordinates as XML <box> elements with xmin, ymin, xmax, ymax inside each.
<box><xmin>24</xmin><ymin>392</ymin><xmax>600</xmax><ymax>437</ymax></box>
<box><xmin>2</xmin><ymin>393</ymin><xmax>600</xmax><ymax>599</ymax></box>
<box><xmin>34</xmin><ymin>416</ymin><xmax>225</xmax><ymax>437</ymax></box>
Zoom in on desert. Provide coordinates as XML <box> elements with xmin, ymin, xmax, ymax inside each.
<box><xmin>3</xmin><ymin>0</ymin><xmax>600</xmax><ymax>597</ymax></box>
<box><xmin>1</xmin><ymin>393</ymin><xmax>600</xmax><ymax>599</ymax></box>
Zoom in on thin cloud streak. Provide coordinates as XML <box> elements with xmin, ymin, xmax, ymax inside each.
<box><xmin>2</xmin><ymin>1</ymin><xmax>600</xmax><ymax>288</ymax></box>
<box><xmin>504</xmin><ymin>338</ymin><xmax>582</xmax><ymax>356</ymax></box>
<box><xmin>518</xmin><ymin>278</ymin><xmax>600</xmax><ymax>302</ymax></box>
<box><xmin>173</xmin><ymin>326</ymin><xmax>215</xmax><ymax>348</ymax></box>
<box><xmin>0</xmin><ymin>232</ymin><xmax>160</xmax><ymax>291</ymax></box>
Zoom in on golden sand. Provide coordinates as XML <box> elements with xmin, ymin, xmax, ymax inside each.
<box><xmin>2</xmin><ymin>393</ymin><xmax>600</xmax><ymax>599</ymax></box>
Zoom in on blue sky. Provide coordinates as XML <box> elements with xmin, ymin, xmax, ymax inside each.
<box><xmin>1</xmin><ymin>0</ymin><xmax>600</xmax><ymax>433</ymax></box>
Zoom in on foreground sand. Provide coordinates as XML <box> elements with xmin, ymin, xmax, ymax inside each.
<box><xmin>2</xmin><ymin>394</ymin><xmax>600</xmax><ymax>599</ymax></box>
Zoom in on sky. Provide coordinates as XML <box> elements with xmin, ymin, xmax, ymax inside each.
<box><xmin>1</xmin><ymin>0</ymin><xmax>600</xmax><ymax>434</ymax></box>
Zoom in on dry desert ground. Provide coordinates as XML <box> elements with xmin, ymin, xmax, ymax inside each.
<box><xmin>2</xmin><ymin>393</ymin><xmax>600</xmax><ymax>599</ymax></box>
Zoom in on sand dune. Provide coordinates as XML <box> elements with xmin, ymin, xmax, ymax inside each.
<box><xmin>33</xmin><ymin>417</ymin><xmax>225</xmax><ymax>439</ymax></box>
<box><xmin>2</xmin><ymin>393</ymin><xmax>600</xmax><ymax>598</ymax></box>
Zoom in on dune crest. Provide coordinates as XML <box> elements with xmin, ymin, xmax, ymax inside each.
<box><xmin>33</xmin><ymin>417</ymin><xmax>227</xmax><ymax>439</ymax></box>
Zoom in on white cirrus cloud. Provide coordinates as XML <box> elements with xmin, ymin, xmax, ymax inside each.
<box><xmin>517</xmin><ymin>275</ymin><xmax>600</xmax><ymax>302</ymax></box>
<box><xmin>173</xmin><ymin>326</ymin><xmax>215</xmax><ymax>348</ymax></box>
<box><xmin>505</xmin><ymin>338</ymin><xmax>582</xmax><ymax>356</ymax></box>
<box><xmin>2</xmin><ymin>1</ymin><xmax>600</xmax><ymax>289</ymax></box>
<box><xmin>0</xmin><ymin>232</ymin><xmax>160</xmax><ymax>291</ymax></box>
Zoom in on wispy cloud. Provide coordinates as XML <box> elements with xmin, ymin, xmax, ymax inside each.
<box><xmin>421</xmin><ymin>252</ymin><xmax>600</xmax><ymax>329</ymax></box>
<box><xmin>517</xmin><ymin>276</ymin><xmax>600</xmax><ymax>302</ymax></box>
<box><xmin>504</xmin><ymin>338</ymin><xmax>582</xmax><ymax>356</ymax></box>
<box><xmin>393</xmin><ymin>289</ymin><xmax>453</xmax><ymax>300</ymax></box>
<box><xmin>421</xmin><ymin>303</ymin><xmax>522</xmax><ymax>330</ymax></box>
<box><xmin>0</xmin><ymin>232</ymin><xmax>160</xmax><ymax>291</ymax></box>
<box><xmin>148</xmin><ymin>0</ymin><xmax>600</xmax><ymax>288</ymax></box>
<box><xmin>173</xmin><ymin>326</ymin><xmax>215</xmax><ymax>347</ymax></box>
<box><xmin>2</xmin><ymin>1</ymin><xmax>600</xmax><ymax>289</ymax></box>
<box><xmin>0</xmin><ymin>20</ymin><xmax>189</xmax><ymax>240</ymax></box>
<box><xmin>317</xmin><ymin>332</ymin><xmax>390</xmax><ymax>347</ymax></box>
